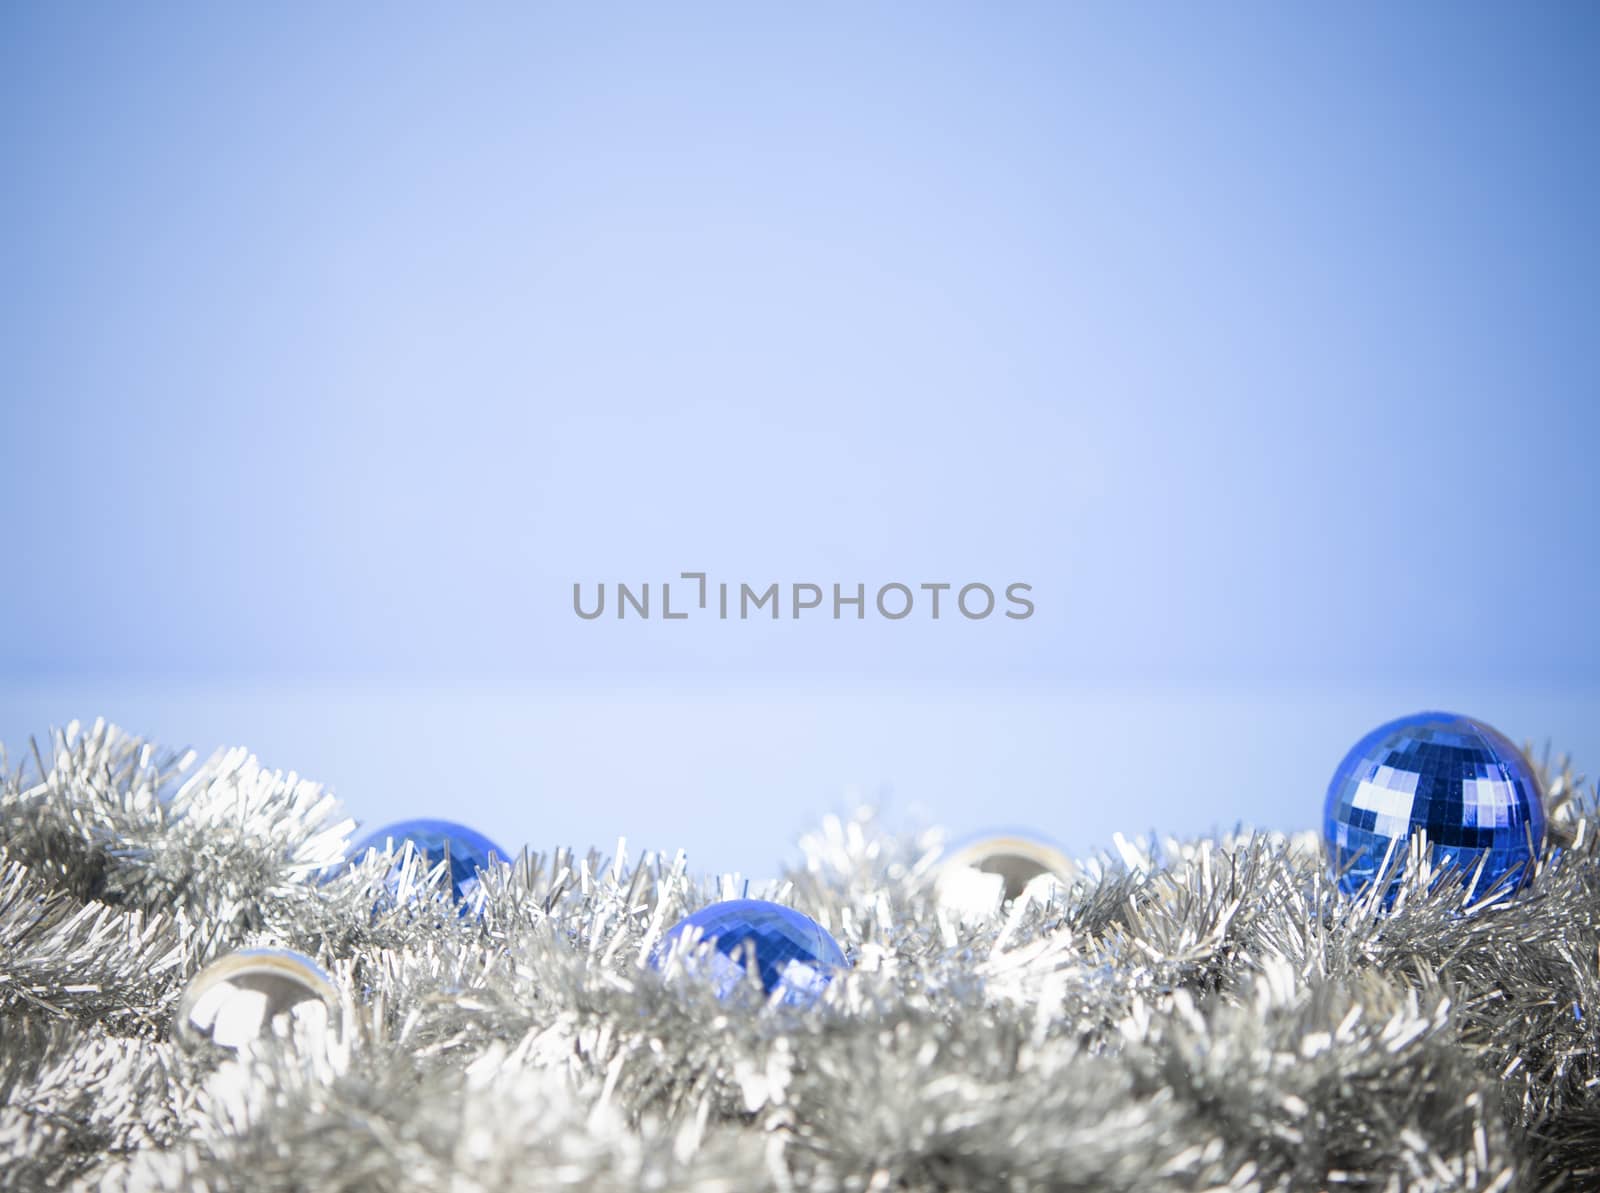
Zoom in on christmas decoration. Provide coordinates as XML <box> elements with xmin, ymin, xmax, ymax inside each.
<box><xmin>1323</xmin><ymin>712</ymin><xmax>1546</xmax><ymax>900</ymax></box>
<box><xmin>935</xmin><ymin>830</ymin><xmax>1073</xmax><ymax>908</ymax></box>
<box><xmin>653</xmin><ymin>898</ymin><xmax>849</xmax><ymax>1007</ymax></box>
<box><xmin>2</xmin><ymin>719</ymin><xmax>1598</xmax><ymax>1191</ymax></box>
<box><xmin>349</xmin><ymin>817</ymin><xmax>507</xmax><ymax>906</ymax></box>
<box><xmin>173</xmin><ymin>948</ymin><xmax>339</xmax><ymax>1054</ymax></box>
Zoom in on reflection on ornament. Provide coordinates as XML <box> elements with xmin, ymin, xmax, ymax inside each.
<box><xmin>350</xmin><ymin>818</ymin><xmax>507</xmax><ymax>905</ymax></box>
<box><xmin>174</xmin><ymin>948</ymin><xmax>338</xmax><ymax>1053</ymax></box>
<box><xmin>653</xmin><ymin>899</ymin><xmax>848</xmax><ymax>1007</ymax></box>
<box><xmin>937</xmin><ymin>831</ymin><xmax>1073</xmax><ymax>912</ymax></box>
<box><xmin>1323</xmin><ymin>711</ymin><xmax>1544</xmax><ymax>900</ymax></box>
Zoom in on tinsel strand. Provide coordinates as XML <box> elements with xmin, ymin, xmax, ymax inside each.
<box><xmin>1</xmin><ymin>720</ymin><xmax>1597</xmax><ymax>1190</ymax></box>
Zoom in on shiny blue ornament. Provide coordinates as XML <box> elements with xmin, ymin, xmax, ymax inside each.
<box><xmin>1323</xmin><ymin>712</ymin><xmax>1544</xmax><ymax>900</ymax></box>
<box><xmin>351</xmin><ymin>818</ymin><xmax>507</xmax><ymax>906</ymax></box>
<box><xmin>654</xmin><ymin>899</ymin><xmax>848</xmax><ymax>1006</ymax></box>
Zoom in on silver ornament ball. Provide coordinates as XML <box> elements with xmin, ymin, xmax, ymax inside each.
<box><xmin>938</xmin><ymin>831</ymin><xmax>1074</xmax><ymax>903</ymax></box>
<box><xmin>174</xmin><ymin>947</ymin><xmax>339</xmax><ymax>1053</ymax></box>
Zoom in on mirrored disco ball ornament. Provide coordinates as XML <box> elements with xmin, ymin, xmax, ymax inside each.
<box><xmin>936</xmin><ymin>830</ymin><xmax>1073</xmax><ymax>909</ymax></box>
<box><xmin>351</xmin><ymin>818</ymin><xmax>507</xmax><ymax>905</ymax></box>
<box><xmin>174</xmin><ymin>948</ymin><xmax>339</xmax><ymax>1053</ymax></box>
<box><xmin>653</xmin><ymin>899</ymin><xmax>849</xmax><ymax>1007</ymax></box>
<box><xmin>1323</xmin><ymin>712</ymin><xmax>1545</xmax><ymax>900</ymax></box>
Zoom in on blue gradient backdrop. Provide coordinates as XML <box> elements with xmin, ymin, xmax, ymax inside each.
<box><xmin>3</xmin><ymin>4</ymin><xmax>1596</xmax><ymax>874</ymax></box>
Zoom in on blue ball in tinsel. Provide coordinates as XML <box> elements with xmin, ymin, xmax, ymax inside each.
<box><xmin>653</xmin><ymin>899</ymin><xmax>849</xmax><ymax>1007</ymax></box>
<box><xmin>350</xmin><ymin>818</ymin><xmax>507</xmax><ymax>906</ymax></box>
<box><xmin>1323</xmin><ymin>712</ymin><xmax>1544</xmax><ymax>900</ymax></box>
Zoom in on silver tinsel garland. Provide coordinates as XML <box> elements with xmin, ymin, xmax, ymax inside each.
<box><xmin>2</xmin><ymin>720</ymin><xmax>1598</xmax><ymax>1191</ymax></box>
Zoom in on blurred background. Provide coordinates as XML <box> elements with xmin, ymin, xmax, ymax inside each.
<box><xmin>3</xmin><ymin>3</ymin><xmax>1596</xmax><ymax>874</ymax></box>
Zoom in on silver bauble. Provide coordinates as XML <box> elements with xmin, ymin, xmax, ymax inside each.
<box><xmin>174</xmin><ymin>947</ymin><xmax>339</xmax><ymax>1053</ymax></box>
<box><xmin>936</xmin><ymin>832</ymin><xmax>1074</xmax><ymax>910</ymax></box>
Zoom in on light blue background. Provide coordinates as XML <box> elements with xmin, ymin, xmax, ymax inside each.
<box><xmin>3</xmin><ymin>4</ymin><xmax>1596</xmax><ymax>874</ymax></box>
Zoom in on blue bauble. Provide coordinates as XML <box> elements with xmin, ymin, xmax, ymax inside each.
<box><xmin>351</xmin><ymin>818</ymin><xmax>507</xmax><ymax>905</ymax></box>
<box><xmin>1323</xmin><ymin>712</ymin><xmax>1544</xmax><ymax>899</ymax></box>
<box><xmin>654</xmin><ymin>899</ymin><xmax>848</xmax><ymax>1006</ymax></box>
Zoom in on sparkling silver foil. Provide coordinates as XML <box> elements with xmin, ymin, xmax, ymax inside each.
<box><xmin>1</xmin><ymin>720</ymin><xmax>1597</xmax><ymax>1190</ymax></box>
